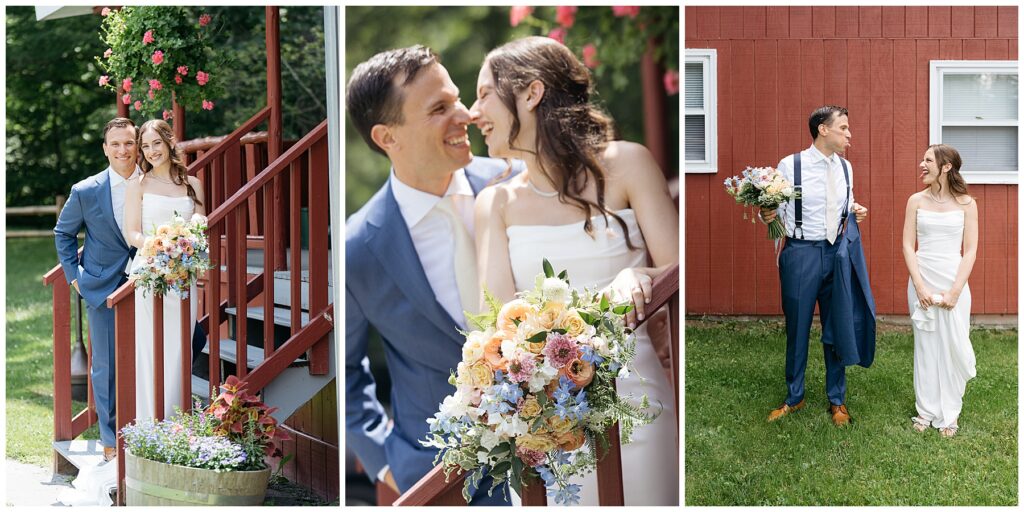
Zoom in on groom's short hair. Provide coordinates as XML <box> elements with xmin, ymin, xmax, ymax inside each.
<box><xmin>346</xmin><ymin>45</ymin><xmax>440</xmax><ymax>156</ymax></box>
<box><xmin>102</xmin><ymin>117</ymin><xmax>136</xmax><ymax>143</ymax></box>
<box><xmin>808</xmin><ymin>105</ymin><xmax>848</xmax><ymax>140</ymax></box>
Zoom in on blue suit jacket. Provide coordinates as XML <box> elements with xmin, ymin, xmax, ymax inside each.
<box><xmin>825</xmin><ymin>212</ymin><xmax>877</xmax><ymax>367</ymax></box>
<box><xmin>346</xmin><ymin>158</ymin><xmax>518</xmax><ymax>499</ymax></box>
<box><xmin>54</xmin><ymin>168</ymin><xmax>134</xmax><ymax>309</ymax></box>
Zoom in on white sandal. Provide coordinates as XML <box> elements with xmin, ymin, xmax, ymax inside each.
<box><xmin>939</xmin><ymin>424</ymin><xmax>959</xmax><ymax>438</ymax></box>
<box><xmin>911</xmin><ymin>416</ymin><xmax>929</xmax><ymax>433</ymax></box>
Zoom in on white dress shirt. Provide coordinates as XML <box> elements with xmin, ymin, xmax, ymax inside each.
<box><xmin>109</xmin><ymin>166</ymin><xmax>140</xmax><ymax>234</ymax></box>
<box><xmin>775</xmin><ymin>145</ymin><xmax>853</xmax><ymax>241</ymax></box>
<box><xmin>390</xmin><ymin>168</ymin><xmax>476</xmax><ymax>328</ymax></box>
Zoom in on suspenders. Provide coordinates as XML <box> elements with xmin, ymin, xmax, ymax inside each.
<box><xmin>791</xmin><ymin>152</ymin><xmax>849</xmax><ymax>240</ymax></box>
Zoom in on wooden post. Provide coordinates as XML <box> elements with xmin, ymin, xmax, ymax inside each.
<box><xmin>153</xmin><ymin>294</ymin><xmax>164</xmax><ymax>420</ymax></box>
<box><xmin>116</xmin><ymin>85</ymin><xmax>129</xmax><ymax>118</ymax></box>
<box><xmin>266</xmin><ymin>6</ymin><xmax>287</xmax><ymax>270</ymax></box>
<box><xmin>51</xmin><ymin>278</ymin><xmax>74</xmax><ymax>475</ymax></box>
<box><xmin>641</xmin><ymin>38</ymin><xmax>669</xmax><ymax>176</ymax></box>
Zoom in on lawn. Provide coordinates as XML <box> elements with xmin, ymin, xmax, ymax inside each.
<box><xmin>6</xmin><ymin>237</ymin><xmax>99</xmax><ymax>467</ymax></box>
<box><xmin>685</xmin><ymin>318</ymin><xmax>1017</xmax><ymax>506</ymax></box>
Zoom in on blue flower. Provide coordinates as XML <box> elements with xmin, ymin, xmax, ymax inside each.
<box><xmin>580</xmin><ymin>345</ymin><xmax>604</xmax><ymax>366</ymax></box>
<box><xmin>535</xmin><ymin>465</ymin><xmax>556</xmax><ymax>487</ymax></box>
<box><xmin>549</xmin><ymin>483</ymin><xmax>582</xmax><ymax>506</ymax></box>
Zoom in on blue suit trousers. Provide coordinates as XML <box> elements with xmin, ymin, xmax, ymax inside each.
<box><xmin>87</xmin><ymin>302</ymin><xmax>117</xmax><ymax>447</ymax></box>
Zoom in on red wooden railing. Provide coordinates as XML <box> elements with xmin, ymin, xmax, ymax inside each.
<box><xmin>392</xmin><ymin>263</ymin><xmax>680</xmax><ymax>506</ymax></box>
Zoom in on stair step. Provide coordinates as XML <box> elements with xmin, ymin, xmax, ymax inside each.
<box><xmin>225</xmin><ymin>305</ymin><xmax>310</xmax><ymax>327</ymax></box>
<box><xmin>53</xmin><ymin>439</ymin><xmax>105</xmax><ymax>471</ymax></box>
<box><xmin>192</xmin><ymin>374</ymin><xmax>213</xmax><ymax>404</ymax></box>
<box><xmin>201</xmin><ymin>338</ymin><xmax>266</xmax><ymax>369</ymax></box>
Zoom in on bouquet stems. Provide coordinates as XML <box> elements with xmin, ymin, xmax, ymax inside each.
<box><xmin>767</xmin><ymin>219</ymin><xmax>786</xmax><ymax>240</ymax></box>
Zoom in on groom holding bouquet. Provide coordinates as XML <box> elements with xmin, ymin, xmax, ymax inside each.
<box><xmin>760</xmin><ymin>106</ymin><xmax>875</xmax><ymax>427</ymax></box>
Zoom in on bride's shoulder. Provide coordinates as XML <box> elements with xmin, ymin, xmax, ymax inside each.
<box><xmin>906</xmin><ymin>191</ymin><xmax>925</xmax><ymax>206</ymax></box>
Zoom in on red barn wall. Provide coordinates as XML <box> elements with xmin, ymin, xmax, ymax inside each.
<box><xmin>685</xmin><ymin>6</ymin><xmax>1018</xmax><ymax>315</ymax></box>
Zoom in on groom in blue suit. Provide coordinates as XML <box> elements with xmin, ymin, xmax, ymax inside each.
<box><xmin>345</xmin><ymin>46</ymin><xmax>514</xmax><ymax>504</ymax></box>
<box><xmin>54</xmin><ymin>117</ymin><xmax>141</xmax><ymax>461</ymax></box>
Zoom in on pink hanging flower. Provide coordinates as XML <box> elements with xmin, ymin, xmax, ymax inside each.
<box><xmin>663</xmin><ymin>69</ymin><xmax>679</xmax><ymax>96</ymax></box>
<box><xmin>98</xmin><ymin>75</ymin><xmax>110</xmax><ymax>87</ymax></box>
<box><xmin>162</xmin><ymin>110</ymin><xmax>173</xmax><ymax>121</ymax></box>
<box><xmin>196</xmin><ymin>71</ymin><xmax>209</xmax><ymax>86</ymax></box>
<box><xmin>100</xmin><ymin>7</ymin><xmax>111</xmax><ymax>16</ymax></box>
<box><xmin>509</xmin><ymin>6</ymin><xmax>533</xmax><ymax>27</ymax></box>
<box><xmin>582</xmin><ymin>44</ymin><xmax>599</xmax><ymax>69</ymax></box>
<box><xmin>121</xmin><ymin>94</ymin><xmax>131</xmax><ymax>105</ymax></box>
<box><xmin>103</xmin><ymin>48</ymin><xmax>113</xmax><ymax>59</ymax></box>
<box><xmin>121</xmin><ymin>78</ymin><xmax>132</xmax><ymax>92</ymax></box>
<box><xmin>148</xmin><ymin>79</ymin><xmax>162</xmax><ymax>90</ymax></box>
<box><xmin>174</xmin><ymin>75</ymin><xmax>183</xmax><ymax>85</ymax></box>
<box><xmin>199</xmin><ymin>14</ymin><xmax>212</xmax><ymax>27</ymax></box>
<box><xmin>151</xmin><ymin>50</ymin><xmax>164</xmax><ymax>65</ymax></box>
<box><xmin>612</xmin><ymin>6</ymin><xmax>641</xmax><ymax>18</ymax></box>
<box><xmin>555</xmin><ymin>6</ymin><xmax>578</xmax><ymax>28</ymax></box>
<box><xmin>133</xmin><ymin>100</ymin><xmax>143</xmax><ymax>111</ymax></box>
<box><xmin>142</xmin><ymin>30</ymin><xmax>155</xmax><ymax>45</ymax></box>
<box><xmin>202</xmin><ymin>100</ymin><xmax>214</xmax><ymax>111</ymax></box>
<box><xmin>176</xmin><ymin>65</ymin><xmax>189</xmax><ymax>76</ymax></box>
<box><xmin>547</xmin><ymin>27</ymin><xmax>567</xmax><ymax>44</ymax></box>
<box><xmin>147</xmin><ymin>89</ymin><xmax>155</xmax><ymax>100</ymax></box>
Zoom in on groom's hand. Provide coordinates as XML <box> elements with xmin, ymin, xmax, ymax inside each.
<box><xmin>852</xmin><ymin>202</ymin><xmax>868</xmax><ymax>223</ymax></box>
<box><xmin>759</xmin><ymin>207</ymin><xmax>777</xmax><ymax>224</ymax></box>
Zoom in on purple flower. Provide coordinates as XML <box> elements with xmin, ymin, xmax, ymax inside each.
<box><xmin>542</xmin><ymin>333</ymin><xmax>578</xmax><ymax>368</ymax></box>
<box><xmin>506</xmin><ymin>353</ymin><xmax>537</xmax><ymax>383</ymax></box>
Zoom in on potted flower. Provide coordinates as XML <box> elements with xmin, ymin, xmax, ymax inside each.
<box><xmin>96</xmin><ymin>6</ymin><xmax>225</xmax><ymax>118</ymax></box>
<box><xmin>120</xmin><ymin>376</ymin><xmax>290</xmax><ymax>506</ymax></box>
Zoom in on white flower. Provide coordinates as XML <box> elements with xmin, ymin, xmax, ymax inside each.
<box><xmin>494</xmin><ymin>414</ymin><xmax>528</xmax><ymax>439</ymax></box>
<box><xmin>782</xmin><ymin>186</ymin><xmax>794</xmax><ymax>197</ymax></box>
<box><xmin>463</xmin><ymin>331</ymin><xmax>489</xmax><ymax>362</ymax></box>
<box><xmin>479</xmin><ymin>428</ymin><xmax>501</xmax><ymax>451</ymax></box>
<box><xmin>542</xmin><ymin>277</ymin><xmax>570</xmax><ymax>304</ymax></box>
<box><xmin>439</xmin><ymin>390</ymin><xmax>471</xmax><ymax>419</ymax></box>
<box><xmin>527</xmin><ymin>360</ymin><xmax>559</xmax><ymax>393</ymax></box>
<box><xmin>501</xmin><ymin>338</ymin><xmax>519</xmax><ymax>359</ymax></box>
<box><xmin>591</xmin><ymin>335</ymin><xmax>612</xmax><ymax>357</ymax></box>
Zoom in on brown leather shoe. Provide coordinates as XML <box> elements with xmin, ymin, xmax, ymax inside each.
<box><xmin>829</xmin><ymin>404</ymin><xmax>851</xmax><ymax>426</ymax></box>
<box><xmin>103</xmin><ymin>446</ymin><xmax>116</xmax><ymax>461</ymax></box>
<box><xmin>767</xmin><ymin>399</ymin><xmax>805</xmax><ymax>422</ymax></box>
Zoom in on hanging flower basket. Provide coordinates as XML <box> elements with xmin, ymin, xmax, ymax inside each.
<box><xmin>96</xmin><ymin>6</ymin><xmax>225</xmax><ymax>118</ymax></box>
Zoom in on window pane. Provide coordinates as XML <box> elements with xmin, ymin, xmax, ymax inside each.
<box><xmin>685</xmin><ymin>62</ymin><xmax>704</xmax><ymax>109</ymax></box>
<box><xmin>685</xmin><ymin>114</ymin><xmax>706</xmax><ymax>161</ymax></box>
<box><xmin>943</xmin><ymin>73</ymin><xmax>1018</xmax><ymax>122</ymax></box>
<box><xmin>942</xmin><ymin>126</ymin><xmax>1018</xmax><ymax>172</ymax></box>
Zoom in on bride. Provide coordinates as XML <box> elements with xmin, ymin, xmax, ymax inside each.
<box><xmin>469</xmin><ymin>37</ymin><xmax>679</xmax><ymax>505</ymax></box>
<box><xmin>123</xmin><ymin>119</ymin><xmax>206</xmax><ymax>421</ymax></box>
<box><xmin>902</xmin><ymin>144</ymin><xmax>977</xmax><ymax>437</ymax></box>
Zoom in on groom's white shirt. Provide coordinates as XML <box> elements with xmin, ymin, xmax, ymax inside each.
<box><xmin>775</xmin><ymin>144</ymin><xmax>854</xmax><ymax>240</ymax></box>
<box><xmin>109</xmin><ymin>166</ymin><xmax>140</xmax><ymax>233</ymax></box>
<box><xmin>390</xmin><ymin>167</ymin><xmax>475</xmax><ymax>329</ymax></box>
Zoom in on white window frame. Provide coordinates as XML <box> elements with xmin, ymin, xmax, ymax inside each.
<box><xmin>929</xmin><ymin>60</ymin><xmax>1018</xmax><ymax>184</ymax></box>
<box><xmin>685</xmin><ymin>49</ymin><xmax>717</xmax><ymax>173</ymax></box>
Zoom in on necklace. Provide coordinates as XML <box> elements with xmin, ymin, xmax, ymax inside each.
<box><xmin>526</xmin><ymin>178</ymin><xmax>558</xmax><ymax>198</ymax></box>
<box><xmin>146</xmin><ymin>173</ymin><xmax>175</xmax><ymax>185</ymax></box>
<box><xmin>927</xmin><ymin>188</ymin><xmax>949</xmax><ymax>204</ymax></box>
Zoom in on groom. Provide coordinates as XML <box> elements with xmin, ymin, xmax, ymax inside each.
<box><xmin>345</xmin><ymin>46</ymin><xmax>515</xmax><ymax>504</ymax></box>
<box><xmin>760</xmin><ymin>106</ymin><xmax>875</xmax><ymax>427</ymax></box>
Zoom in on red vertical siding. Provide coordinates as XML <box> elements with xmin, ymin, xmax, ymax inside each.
<box><xmin>685</xmin><ymin>6</ymin><xmax>1018</xmax><ymax>315</ymax></box>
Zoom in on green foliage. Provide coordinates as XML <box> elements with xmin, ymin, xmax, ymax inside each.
<box><xmin>685</xmin><ymin>319</ymin><xmax>1017</xmax><ymax>505</ymax></box>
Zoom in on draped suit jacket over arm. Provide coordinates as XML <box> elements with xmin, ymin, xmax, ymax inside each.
<box><xmin>827</xmin><ymin>212</ymin><xmax>877</xmax><ymax>368</ymax></box>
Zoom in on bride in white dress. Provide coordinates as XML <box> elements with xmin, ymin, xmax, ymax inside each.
<box><xmin>469</xmin><ymin>37</ymin><xmax>679</xmax><ymax>505</ymax></box>
<box><xmin>902</xmin><ymin>144</ymin><xmax>977</xmax><ymax>438</ymax></box>
<box><xmin>123</xmin><ymin>120</ymin><xmax>206</xmax><ymax>421</ymax></box>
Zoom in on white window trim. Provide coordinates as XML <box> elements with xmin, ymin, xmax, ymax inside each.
<box><xmin>685</xmin><ymin>49</ymin><xmax>717</xmax><ymax>174</ymax></box>
<box><xmin>929</xmin><ymin>60</ymin><xmax>1019</xmax><ymax>185</ymax></box>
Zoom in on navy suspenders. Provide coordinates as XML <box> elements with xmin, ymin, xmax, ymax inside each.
<box><xmin>791</xmin><ymin>152</ymin><xmax>849</xmax><ymax>240</ymax></box>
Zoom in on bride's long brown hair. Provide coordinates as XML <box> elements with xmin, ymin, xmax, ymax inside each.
<box><xmin>927</xmin><ymin>143</ymin><xmax>969</xmax><ymax>200</ymax></box>
<box><xmin>485</xmin><ymin>36</ymin><xmax>635</xmax><ymax>249</ymax></box>
<box><xmin>137</xmin><ymin>119</ymin><xmax>202</xmax><ymax>206</ymax></box>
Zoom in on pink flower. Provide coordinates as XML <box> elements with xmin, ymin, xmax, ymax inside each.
<box><xmin>121</xmin><ymin>78</ymin><xmax>132</xmax><ymax>92</ymax></box>
<box><xmin>147</xmin><ymin>89</ymin><xmax>155</xmax><ymax>100</ymax></box>
<box><xmin>582</xmin><ymin>44</ymin><xmax>599</xmax><ymax>68</ymax></box>
<box><xmin>196</xmin><ymin>71</ymin><xmax>209</xmax><ymax>86</ymax></box>
<box><xmin>98</xmin><ymin>75</ymin><xmax>109</xmax><ymax>87</ymax></box>
<box><xmin>148</xmin><ymin>79</ymin><xmax>162</xmax><ymax>90</ymax></box>
<box><xmin>516</xmin><ymin>446</ymin><xmax>546</xmax><ymax>467</ymax></box>
<box><xmin>509</xmin><ymin>6</ymin><xmax>533</xmax><ymax>27</ymax></box>
<box><xmin>142</xmin><ymin>30</ymin><xmax>154</xmax><ymax>45</ymax></box>
<box><xmin>103</xmin><ymin>48</ymin><xmax>112</xmax><ymax>59</ymax></box>
<box><xmin>542</xmin><ymin>333</ymin><xmax>578</xmax><ymax>368</ymax></box>
<box><xmin>100</xmin><ymin>7</ymin><xmax>111</xmax><ymax>16</ymax></box>
<box><xmin>507</xmin><ymin>354</ymin><xmax>538</xmax><ymax>384</ymax></box>
<box><xmin>151</xmin><ymin>50</ymin><xmax>164</xmax><ymax>65</ymax></box>
<box><xmin>176</xmin><ymin>65</ymin><xmax>188</xmax><ymax>76</ymax></box>
<box><xmin>199</xmin><ymin>14</ymin><xmax>211</xmax><ymax>27</ymax></box>
<box><xmin>663</xmin><ymin>69</ymin><xmax>679</xmax><ymax>96</ymax></box>
<box><xmin>202</xmin><ymin>100</ymin><xmax>214</xmax><ymax>111</ymax></box>
<box><xmin>162</xmin><ymin>110</ymin><xmax>173</xmax><ymax>121</ymax></box>
<box><xmin>612</xmin><ymin>6</ymin><xmax>641</xmax><ymax>18</ymax></box>
<box><xmin>133</xmin><ymin>100</ymin><xmax>143</xmax><ymax>111</ymax></box>
<box><xmin>122</xmin><ymin>94</ymin><xmax>131</xmax><ymax>105</ymax></box>
<box><xmin>555</xmin><ymin>6</ymin><xmax>577</xmax><ymax>28</ymax></box>
<box><xmin>174</xmin><ymin>75</ymin><xmax>183</xmax><ymax>85</ymax></box>
<box><xmin>547</xmin><ymin>27</ymin><xmax>567</xmax><ymax>44</ymax></box>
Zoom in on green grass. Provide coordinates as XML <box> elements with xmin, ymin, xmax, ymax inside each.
<box><xmin>685</xmin><ymin>318</ymin><xmax>1017</xmax><ymax>506</ymax></box>
<box><xmin>6</xmin><ymin>238</ymin><xmax>99</xmax><ymax>467</ymax></box>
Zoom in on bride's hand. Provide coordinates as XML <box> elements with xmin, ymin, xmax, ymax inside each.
<box><xmin>939</xmin><ymin>289</ymin><xmax>960</xmax><ymax>310</ymax></box>
<box><xmin>915</xmin><ymin>284</ymin><xmax>936</xmax><ymax>309</ymax></box>
<box><xmin>603</xmin><ymin>268</ymin><xmax>653</xmax><ymax>329</ymax></box>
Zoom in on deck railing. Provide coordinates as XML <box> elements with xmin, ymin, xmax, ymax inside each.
<box><xmin>391</xmin><ymin>263</ymin><xmax>680</xmax><ymax>506</ymax></box>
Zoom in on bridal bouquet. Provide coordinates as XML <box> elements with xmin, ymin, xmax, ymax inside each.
<box><xmin>420</xmin><ymin>260</ymin><xmax>657</xmax><ymax>505</ymax></box>
<box><xmin>724</xmin><ymin>166</ymin><xmax>795</xmax><ymax>239</ymax></box>
<box><xmin>131</xmin><ymin>213</ymin><xmax>211</xmax><ymax>298</ymax></box>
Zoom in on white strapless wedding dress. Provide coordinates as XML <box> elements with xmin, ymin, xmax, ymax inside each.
<box><xmin>908</xmin><ymin>209</ymin><xmax>976</xmax><ymax>430</ymax></box>
<box><xmin>507</xmin><ymin>209</ymin><xmax>678</xmax><ymax>506</ymax></box>
<box><xmin>131</xmin><ymin>193</ymin><xmax>198</xmax><ymax>422</ymax></box>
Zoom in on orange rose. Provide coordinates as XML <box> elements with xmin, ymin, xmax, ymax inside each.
<box><xmin>557</xmin><ymin>428</ymin><xmax>586</xmax><ymax>451</ymax></box>
<box><xmin>484</xmin><ymin>333</ymin><xmax>508</xmax><ymax>372</ymax></box>
<box><xmin>497</xmin><ymin>299</ymin><xmax>534</xmax><ymax>333</ymax></box>
<box><xmin>561</xmin><ymin>358</ymin><xmax>595</xmax><ymax>389</ymax></box>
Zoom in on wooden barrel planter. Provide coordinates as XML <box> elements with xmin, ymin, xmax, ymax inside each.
<box><xmin>125</xmin><ymin>450</ymin><xmax>270</xmax><ymax>506</ymax></box>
